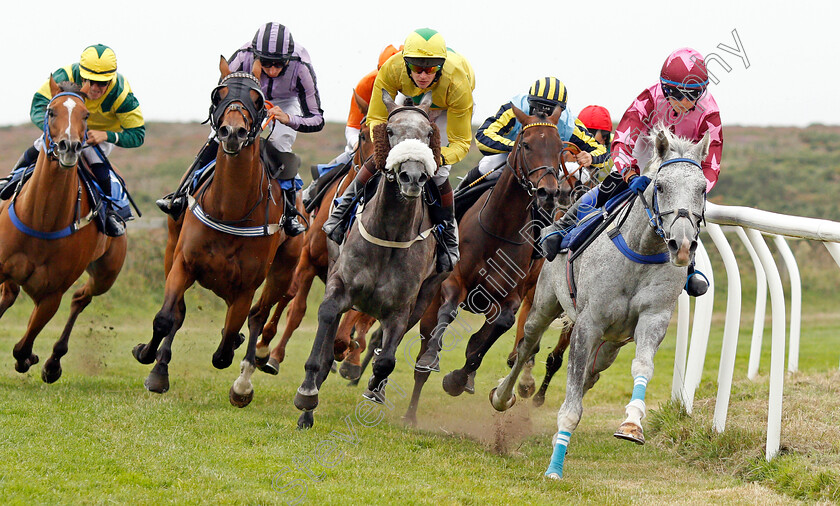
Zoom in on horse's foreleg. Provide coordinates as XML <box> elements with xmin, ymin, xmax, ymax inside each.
<box><xmin>340</xmin><ymin>313</ymin><xmax>374</xmax><ymax>381</ymax></box>
<box><xmin>508</xmin><ymin>293</ymin><xmax>533</xmax><ymax>368</ymax></box>
<box><xmin>363</xmin><ymin>308</ymin><xmax>410</xmax><ymax>404</ymax></box>
<box><xmin>294</xmin><ymin>279</ymin><xmax>351</xmax><ymax>422</ymax></box>
<box><xmin>0</xmin><ymin>280</ymin><xmax>20</xmax><ymax>320</ymax></box>
<box><xmin>137</xmin><ymin>255</ymin><xmax>194</xmax><ymax>365</ymax></box>
<box><xmin>145</xmin><ymin>297</ymin><xmax>186</xmax><ymax>394</ymax></box>
<box><xmin>533</xmin><ymin>319</ymin><xmax>573</xmax><ymax>407</ymax></box>
<box><xmin>347</xmin><ymin>325</ymin><xmax>380</xmax><ymax>387</ymax></box>
<box><xmin>416</xmin><ymin>282</ymin><xmax>464</xmax><ymax>372</ymax></box>
<box><xmin>265</xmin><ymin>261</ymin><xmax>317</xmax><ymax>369</ymax></box>
<box><xmin>13</xmin><ymin>292</ymin><xmax>62</xmax><ymax>374</ymax></box>
<box><xmin>333</xmin><ymin>309</ymin><xmax>359</xmax><ymax>362</ymax></box>
<box><xmin>230</xmin><ymin>291</ymin><xmax>277</xmax><ymax>408</ymax></box>
<box><xmin>615</xmin><ymin>313</ymin><xmax>671</xmax><ymax>445</ymax></box>
<box><xmin>212</xmin><ymin>292</ymin><xmax>254</xmax><ymax>370</ymax></box>
<box><xmin>491</xmin><ymin>288</ymin><xmax>562</xmax><ymax>411</ymax></box>
<box><xmin>546</xmin><ymin>319</ymin><xmax>600</xmax><ymax>479</ymax></box>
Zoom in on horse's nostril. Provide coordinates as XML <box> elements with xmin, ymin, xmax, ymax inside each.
<box><xmin>398</xmin><ymin>172</ymin><xmax>411</xmax><ymax>184</ymax></box>
<box><xmin>536</xmin><ymin>188</ymin><xmax>548</xmax><ymax>198</ymax></box>
<box><xmin>57</xmin><ymin>139</ymin><xmax>69</xmax><ymax>152</ymax></box>
<box><xmin>689</xmin><ymin>241</ymin><xmax>698</xmax><ymax>253</ymax></box>
<box><xmin>73</xmin><ymin>141</ymin><xmax>82</xmax><ymax>154</ymax></box>
<box><xmin>418</xmin><ymin>173</ymin><xmax>428</xmax><ymax>185</ymax></box>
<box><xmin>236</xmin><ymin>127</ymin><xmax>249</xmax><ymax>140</ymax></box>
<box><xmin>667</xmin><ymin>239</ymin><xmax>679</xmax><ymax>252</ymax></box>
<box><xmin>218</xmin><ymin>126</ymin><xmax>230</xmax><ymax>138</ymax></box>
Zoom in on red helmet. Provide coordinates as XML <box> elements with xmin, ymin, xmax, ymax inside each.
<box><xmin>577</xmin><ymin>105</ymin><xmax>612</xmax><ymax>132</ymax></box>
<box><xmin>660</xmin><ymin>48</ymin><xmax>708</xmax><ymax>100</ymax></box>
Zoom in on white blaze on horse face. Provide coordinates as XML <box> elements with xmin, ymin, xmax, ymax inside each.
<box><xmin>62</xmin><ymin>97</ymin><xmax>77</xmax><ymax>139</ymax></box>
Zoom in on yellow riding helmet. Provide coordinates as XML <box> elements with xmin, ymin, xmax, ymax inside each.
<box><xmin>403</xmin><ymin>28</ymin><xmax>447</xmax><ymax>60</ymax></box>
<box><xmin>528</xmin><ymin>77</ymin><xmax>568</xmax><ymax>107</ymax></box>
<box><xmin>79</xmin><ymin>44</ymin><xmax>117</xmax><ymax>82</ymax></box>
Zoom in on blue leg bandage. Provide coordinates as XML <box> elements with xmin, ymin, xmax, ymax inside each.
<box><xmin>545</xmin><ymin>431</ymin><xmax>572</xmax><ymax>478</ymax></box>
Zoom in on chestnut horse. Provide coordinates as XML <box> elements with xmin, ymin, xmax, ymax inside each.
<box><xmin>133</xmin><ymin>58</ymin><xmax>296</xmax><ymax>407</ymax></box>
<box><xmin>0</xmin><ymin>79</ymin><xmax>127</xmax><ymax>382</ymax></box>
<box><xmin>255</xmin><ymin>90</ymin><xmax>376</xmax><ymax>380</ymax></box>
<box><xmin>404</xmin><ymin>106</ymin><xmax>577</xmax><ymax>424</ymax></box>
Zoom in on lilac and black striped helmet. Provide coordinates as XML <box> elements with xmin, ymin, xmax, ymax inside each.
<box><xmin>251</xmin><ymin>22</ymin><xmax>295</xmax><ymax>61</ymax></box>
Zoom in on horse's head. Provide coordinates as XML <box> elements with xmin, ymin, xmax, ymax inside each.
<box><xmin>353</xmin><ymin>90</ymin><xmax>375</xmax><ymax>169</ymax></box>
<box><xmin>210</xmin><ymin>56</ymin><xmax>267</xmax><ymax>155</ymax></box>
<box><xmin>510</xmin><ymin>105</ymin><xmax>566</xmax><ymax>212</ymax></box>
<box><xmin>374</xmin><ymin>90</ymin><xmax>438</xmax><ymax>199</ymax></box>
<box><xmin>645</xmin><ymin>127</ymin><xmax>709</xmax><ymax>266</ymax></box>
<box><xmin>44</xmin><ymin>77</ymin><xmax>89</xmax><ymax>169</ymax></box>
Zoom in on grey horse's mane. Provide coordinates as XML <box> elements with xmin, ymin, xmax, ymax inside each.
<box><xmin>642</xmin><ymin>124</ymin><xmax>697</xmax><ymax>175</ymax></box>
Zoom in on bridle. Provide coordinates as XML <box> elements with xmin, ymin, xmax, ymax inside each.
<box><xmin>208</xmin><ymin>72</ymin><xmax>267</xmax><ymax>146</ymax></box>
<box><xmin>42</xmin><ymin>92</ymin><xmax>88</xmax><ymax>164</ymax></box>
<box><xmin>637</xmin><ymin>157</ymin><xmax>705</xmax><ymax>241</ymax></box>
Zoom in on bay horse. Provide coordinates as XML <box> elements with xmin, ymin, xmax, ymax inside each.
<box><xmin>255</xmin><ymin>90</ymin><xmax>376</xmax><ymax>380</ymax></box>
<box><xmin>0</xmin><ymin>78</ymin><xmax>126</xmax><ymax>382</ymax></box>
<box><xmin>133</xmin><ymin>57</ymin><xmax>295</xmax><ymax>407</ymax></box>
<box><xmin>293</xmin><ymin>91</ymin><xmax>447</xmax><ymax>429</ymax></box>
<box><xmin>491</xmin><ymin>128</ymin><xmax>709</xmax><ymax>479</ymax></box>
<box><xmin>404</xmin><ymin>105</ymin><xmax>575</xmax><ymax>424</ymax></box>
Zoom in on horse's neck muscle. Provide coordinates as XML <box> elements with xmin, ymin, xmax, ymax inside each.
<box><xmin>364</xmin><ymin>178</ymin><xmax>425</xmax><ymax>240</ymax></box>
<box><xmin>621</xmin><ymin>197</ymin><xmax>667</xmax><ymax>255</ymax></box>
<box><xmin>483</xmin><ymin>165</ymin><xmax>532</xmax><ymax>230</ymax></box>
<box><xmin>206</xmin><ymin>146</ymin><xmax>265</xmax><ymax>219</ymax></box>
<box><xmin>16</xmin><ymin>154</ymin><xmax>81</xmax><ymax>231</ymax></box>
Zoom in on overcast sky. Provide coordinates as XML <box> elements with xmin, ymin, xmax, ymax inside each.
<box><xmin>2</xmin><ymin>0</ymin><xmax>837</xmax><ymax>129</ymax></box>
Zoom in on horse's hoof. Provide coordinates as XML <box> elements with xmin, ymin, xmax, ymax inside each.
<box><xmin>402</xmin><ymin>413</ymin><xmax>417</xmax><ymax>427</ymax></box>
<box><xmin>346</xmin><ymin>378</ymin><xmax>360</xmax><ymax>387</ymax></box>
<box><xmin>14</xmin><ymin>354</ymin><xmax>38</xmax><ymax>373</ymax></box>
<box><xmin>297</xmin><ymin>411</ymin><xmax>314</xmax><ymax>430</ymax></box>
<box><xmin>464</xmin><ymin>371</ymin><xmax>476</xmax><ymax>394</ymax></box>
<box><xmin>234</xmin><ymin>332</ymin><xmax>245</xmax><ymax>350</ymax></box>
<box><xmin>229</xmin><ymin>385</ymin><xmax>254</xmax><ymax>408</ymax></box>
<box><xmin>489</xmin><ymin>387</ymin><xmax>516</xmax><ymax>412</ymax></box>
<box><xmin>415</xmin><ymin>352</ymin><xmax>440</xmax><ymax>373</ymax></box>
<box><xmin>518</xmin><ymin>380</ymin><xmax>536</xmax><ymax>399</ymax></box>
<box><xmin>613</xmin><ymin>422</ymin><xmax>645</xmax><ymax>445</ymax></box>
<box><xmin>330</xmin><ymin>362</ymin><xmax>338</xmax><ymax>373</ymax></box>
<box><xmin>144</xmin><ymin>365</ymin><xmax>170</xmax><ymax>394</ymax></box>
<box><xmin>255</xmin><ymin>348</ymin><xmax>269</xmax><ymax>368</ymax></box>
<box><xmin>41</xmin><ymin>360</ymin><xmax>62</xmax><ymax>384</ymax></box>
<box><xmin>442</xmin><ymin>370</ymin><xmax>468</xmax><ymax>396</ymax></box>
<box><xmin>132</xmin><ymin>344</ymin><xmax>155</xmax><ymax>365</ymax></box>
<box><xmin>258</xmin><ymin>357</ymin><xmax>280</xmax><ymax>376</ymax></box>
<box><xmin>362</xmin><ymin>389</ymin><xmax>385</xmax><ymax>404</ymax></box>
<box><xmin>212</xmin><ymin>351</ymin><xmax>234</xmax><ymax>370</ymax></box>
<box><xmin>339</xmin><ymin>362</ymin><xmax>362</xmax><ymax>381</ymax></box>
<box><xmin>294</xmin><ymin>390</ymin><xmax>319</xmax><ymax>411</ymax></box>
<box><xmin>533</xmin><ymin>393</ymin><xmax>546</xmax><ymax>407</ymax></box>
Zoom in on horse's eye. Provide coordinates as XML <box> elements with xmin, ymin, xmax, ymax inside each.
<box><xmin>655</xmin><ymin>183</ymin><xmax>663</xmax><ymax>192</ymax></box>
<box><xmin>359</xmin><ymin>132</ymin><xmax>366</xmax><ymax>141</ymax></box>
<box><xmin>47</xmin><ymin>109</ymin><xmax>56</xmax><ymax>118</ymax></box>
<box><xmin>521</xmin><ymin>141</ymin><xmax>530</xmax><ymax>150</ymax></box>
<box><xmin>427</xmin><ymin>130</ymin><xmax>433</xmax><ymax>139</ymax></box>
<box><xmin>386</xmin><ymin>127</ymin><xmax>394</xmax><ymax>136</ymax></box>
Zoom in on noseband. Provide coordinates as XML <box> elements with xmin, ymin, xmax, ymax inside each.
<box><xmin>639</xmin><ymin>157</ymin><xmax>705</xmax><ymax>240</ymax></box>
<box><xmin>208</xmin><ymin>72</ymin><xmax>267</xmax><ymax>145</ymax></box>
<box><xmin>43</xmin><ymin>92</ymin><xmax>88</xmax><ymax>161</ymax></box>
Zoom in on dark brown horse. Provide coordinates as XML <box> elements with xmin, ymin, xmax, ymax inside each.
<box><xmin>255</xmin><ymin>90</ymin><xmax>376</xmax><ymax>380</ymax></box>
<box><xmin>0</xmin><ymin>78</ymin><xmax>127</xmax><ymax>382</ymax></box>
<box><xmin>133</xmin><ymin>58</ymin><xmax>296</xmax><ymax>407</ymax></box>
<box><xmin>404</xmin><ymin>106</ymin><xmax>576</xmax><ymax>423</ymax></box>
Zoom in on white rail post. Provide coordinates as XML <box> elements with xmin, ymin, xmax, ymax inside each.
<box><xmin>735</xmin><ymin>227</ymin><xmax>767</xmax><ymax>380</ymax></box>
<box><xmin>672</xmin><ymin>292</ymin><xmax>691</xmax><ymax>406</ymax></box>
<box><xmin>682</xmin><ymin>240</ymin><xmax>715</xmax><ymax>413</ymax></box>
<box><xmin>707</xmin><ymin>224</ymin><xmax>742</xmax><ymax>433</ymax></box>
<box><xmin>745</xmin><ymin>229</ymin><xmax>786</xmax><ymax>461</ymax></box>
<box><xmin>773</xmin><ymin>236</ymin><xmax>801</xmax><ymax>373</ymax></box>
<box><xmin>824</xmin><ymin>242</ymin><xmax>840</xmax><ymax>370</ymax></box>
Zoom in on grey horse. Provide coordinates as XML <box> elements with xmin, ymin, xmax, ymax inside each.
<box><xmin>293</xmin><ymin>91</ymin><xmax>448</xmax><ymax>429</ymax></box>
<box><xmin>491</xmin><ymin>127</ymin><xmax>709</xmax><ymax>479</ymax></box>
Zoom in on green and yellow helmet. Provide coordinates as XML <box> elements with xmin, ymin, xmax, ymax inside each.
<box><xmin>79</xmin><ymin>44</ymin><xmax>117</xmax><ymax>82</ymax></box>
<box><xmin>403</xmin><ymin>28</ymin><xmax>447</xmax><ymax>62</ymax></box>
<box><xmin>528</xmin><ymin>77</ymin><xmax>568</xmax><ymax>115</ymax></box>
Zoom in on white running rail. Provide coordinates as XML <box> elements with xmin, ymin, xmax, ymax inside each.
<box><xmin>672</xmin><ymin>202</ymin><xmax>840</xmax><ymax>461</ymax></box>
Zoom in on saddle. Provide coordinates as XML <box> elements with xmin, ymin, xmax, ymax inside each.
<box><xmin>305</xmin><ymin>160</ymin><xmax>353</xmax><ymax>214</ymax></box>
<box><xmin>560</xmin><ymin>188</ymin><xmax>634</xmax><ymax>252</ymax></box>
<box><xmin>0</xmin><ymin>159</ymin><xmax>134</xmax><ymax>234</ymax></box>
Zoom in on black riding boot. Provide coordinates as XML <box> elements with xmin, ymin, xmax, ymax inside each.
<box><xmin>90</xmin><ymin>162</ymin><xmax>125</xmax><ymax>237</ymax></box>
<box><xmin>283</xmin><ymin>187</ymin><xmax>306</xmax><ymax>237</ymax></box>
<box><xmin>455</xmin><ymin>166</ymin><xmax>483</xmax><ymax>193</ymax></box>
<box><xmin>430</xmin><ymin>181</ymin><xmax>460</xmax><ymax>273</ymax></box>
<box><xmin>156</xmin><ymin>139</ymin><xmax>219</xmax><ymax>218</ymax></box>
<box><xmin>685</xmin><ymin>263</ymin><xmax>709</xmax><ymax>297</ymax></box>
<box><xmin>0</xmin><ymin>146</ymin><xmax>40</xmax><ymax>198</ymax></box>
<box><xmin>323</xmin><ymin>161</ymin><xmax>375</xmax><ymax>244</ymax></box>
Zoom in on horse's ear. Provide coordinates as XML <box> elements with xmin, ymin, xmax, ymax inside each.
<box><xmin>655</xmin><ymin>129</ymin><xmax>670</xmax><ymax>160</ymax></box>
<box><xmin>693</xmin><ymin>132</ymin><xmax>711</xmax><ymax>162</ymax></box>
<box><xmin>353</xmin><ymin>89</ymin><xmax>369</xmax><ymax>116</ymax></box>
<box><xmin>49</xmin><ymin>75</ymin><xmax>60</xmax><ymax>97</ymax></box>
<box><xmin>219</xmin><ymin>55</ymin><xmax>231</xmax><ymax>78</ymax></box>
<box><xmin>381</xmin><ymin>88</ymin><xmax>397</xmax><ymax>113</ymax></box>
<box><xmin>511</xmin><ymin>104</ymin><xmax>530</xmax><ymax>125</ymax></box>
<box><xmin>548</xmin><ymin>104</ymin><xmax>563</xmax><ymax>124</ymax></box>
<box><xmin>252</xmin><ymin>59</ymin><xmax>262</xmax><ymax>80</ymax></box>
<box><xmin>417</xmin><ymin>92</ymin><xmax>433</xmax><ymax>114</ymax></box>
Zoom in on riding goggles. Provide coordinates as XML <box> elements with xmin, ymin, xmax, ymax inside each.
<box><xmin>406</xmin><ymin>62</ymin><xmax>443</xmax><ymax>75</ymax></box>
<box><xmin>528</xmin><ymin>98</ymin><xmax>565</xmax><ymax>116</ymax></box>
<box><xmin>661</xmin><ymin>83</ymin><xmax>705</xmax><ymax>102</ymax></box>
<box><xmin>259</xmin><ymin>58</ymin><xmax>288</xmax><ymax>69</ymax></box>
